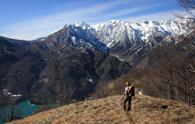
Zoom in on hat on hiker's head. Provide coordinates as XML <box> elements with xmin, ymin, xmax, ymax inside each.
<box><xmin>125</xmin><ymin>81</ymin><xmax>131</xmax><ymax>86</ymax></box>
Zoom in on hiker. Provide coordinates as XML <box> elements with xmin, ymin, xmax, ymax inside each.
<box><xmin>122</xmin><ymin>81</ymin><xmax>135</xmax><ymax>111</ymax></box>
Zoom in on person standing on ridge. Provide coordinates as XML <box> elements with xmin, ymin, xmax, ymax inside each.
<box><xmin>122</xmin><ymin>81</ymin><xmax>135</xmax><ymax>111</ymax></box>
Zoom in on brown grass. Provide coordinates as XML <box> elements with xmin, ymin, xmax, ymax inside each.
<box><xmin>8</xmin><ymin>95</ymin><xmax>195</xmax><ymax>124</ymax></box>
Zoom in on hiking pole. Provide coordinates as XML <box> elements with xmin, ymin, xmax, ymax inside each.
<box><xmin>121</xmin><ymin>94</ymin><xmax>125</xmax><ymax>101</ymax></box>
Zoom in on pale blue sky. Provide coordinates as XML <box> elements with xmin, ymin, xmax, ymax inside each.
<box><xmin>0</xmin><ymin>0</ymin><xmax>188</xmax><ymax>40</ymax></box>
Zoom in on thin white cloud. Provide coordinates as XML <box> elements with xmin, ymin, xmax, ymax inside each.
<box><xmin>1</xmin><ymin>0</ymin><xmax>128</xmax><ymax>40</ymax></box>
<box><xmin>87</xmin><ymin>1</ymin><xmax>172</xmax><ymax>24</ymax></box>
<box><xmin>126</xmin><ymin>10</ymin><xmax>195</xmax><ymax>22</ymax></box>
<box><xmin>101</xmin><ymin>1</ymin><xmax>171</xmax><ymax>19</ymax></box>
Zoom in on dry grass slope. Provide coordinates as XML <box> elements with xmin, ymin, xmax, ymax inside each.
<box><xmin>8</xmin><ymin>95</ymin><xmax>195</xmax><ymax>124</ymax></box>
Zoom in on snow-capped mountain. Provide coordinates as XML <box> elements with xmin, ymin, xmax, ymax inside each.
<box><xmin>92</xmin><ymin>17</ymin><xmax>195</xmax><ymax>48</ymax></box>
<box><xmin>33</xmin><ymin>22</ymin><xmax>109</xmax><ymax>54</ymax></box>
<box><xmin>34</xmin><ymin>17</ymin><xmax>194</xmax><ymax>64</ymax></box>
<box><xmin>65</xmin><ymin>22</ymin><xmax>109</xmax><ymax>52</ymax></box>
<box><xmin>39</xmin><ymin>17</ymin><xmax>194</xmax><ymax>53</ymax></box>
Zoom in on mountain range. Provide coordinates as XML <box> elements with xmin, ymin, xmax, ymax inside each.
<box><xmin>35</xmin><ymin>16</ymin><xmax>194</xmax><ymax>64</ymax></box>
<box><xmin>0</xmin><ymin>17</ymin><xmax>194</xmax><ymax>106</ymax></box>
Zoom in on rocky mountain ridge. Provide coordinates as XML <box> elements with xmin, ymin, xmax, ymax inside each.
<box><xmin>35</xmin><ymin>17</ymin><xmax>194</xmax><ymax>64</ymax></box>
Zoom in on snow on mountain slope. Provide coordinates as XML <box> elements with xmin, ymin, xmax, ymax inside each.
<box><xmin>92</xmin><ymin>17</ymin><xmax>195</xmax><ymax>48</ymax></box>
<box><xmin>65</xmin><ymin>22</ymin><xmax>109</xmax><ymax>52</ymax></box>
<box><xmin>36</xmin><ymin>17</ymin><xmax>194</xmax><ymax>54</ymax></box>
<box><xmin>92</xmin><ymin>20</ymin><xmax>144</xmax><ymax>48</ymax></box>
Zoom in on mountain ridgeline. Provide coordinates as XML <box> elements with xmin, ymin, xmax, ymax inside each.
<box><xmin>0</xmin><ymin>17</ymin><xmax>195</xmax><ymax>106</ymax></box>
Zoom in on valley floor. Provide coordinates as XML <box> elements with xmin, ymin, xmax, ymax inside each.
<box><xmin>8</xmin><ymin>95</ymin><xmax>195</xmax><ymax>124</ymax></box>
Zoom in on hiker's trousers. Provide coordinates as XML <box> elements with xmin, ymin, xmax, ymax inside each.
<box><xmin>123</xmin><ymin>95</ymin><xmax>132</xmax><ymax>111</ymax></box>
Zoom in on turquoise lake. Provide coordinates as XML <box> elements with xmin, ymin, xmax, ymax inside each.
<box><xmin>0</xmin><ymin>101</ymin><xmax>40</xmax><ymax>124</ymax></box>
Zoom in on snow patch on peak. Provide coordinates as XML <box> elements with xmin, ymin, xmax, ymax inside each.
<box><xmin>74</xmin><ymin>22</ymin><xmax>91</xmax><ymax>30</ymax></box>
<box><xmin>92</xmin><ymin>18</ymin><xmax>195</xmax><ymax>48</ymax></box>
<box><xmin>62</xmin><ymin>22</ymin><xmax>109</xmax><ymax>52</ymax></box>
<box><xmin>40</xmin><ymin>17</ymin><xmax>195</xmax><ymax>53</ymax></box>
